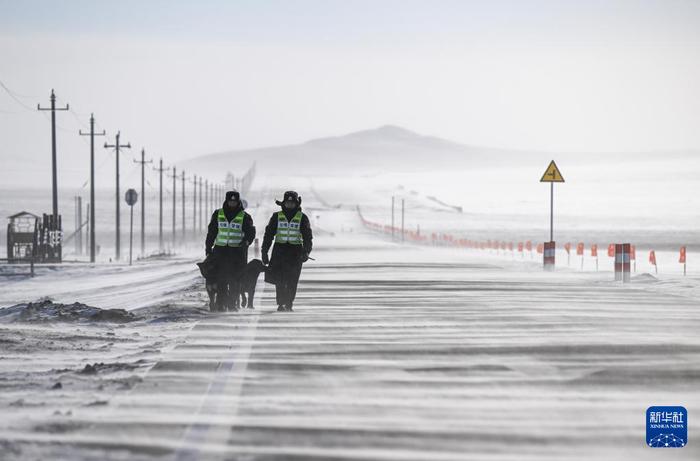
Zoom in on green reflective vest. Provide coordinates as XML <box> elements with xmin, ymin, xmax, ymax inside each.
<box><xmin>275</xmin><ymin>211</ymin><xmax>303</xmax><ymax>245</ymax></box>
<box><xmin>214</xmin><ymin>209</ymin><xmax>245</xmax><ymax>247</ymax></box>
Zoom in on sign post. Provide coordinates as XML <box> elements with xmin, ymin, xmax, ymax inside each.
<box><xmin>540</xmin><ymin>160</ymin><xmax>565</xmax><ymax>271</ymax></box>
<box><xmin>125</xmin><ymin>188</ymin><xmax>138</xmax><ymax>266</ymax></box>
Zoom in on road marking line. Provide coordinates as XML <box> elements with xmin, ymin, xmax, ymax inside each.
<box><xmin>174</xmin><ymin>274</ymin><xmax>265</xmax><ymax>460</ymax></box>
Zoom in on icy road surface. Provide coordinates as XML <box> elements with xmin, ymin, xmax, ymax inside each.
<box><xmin>1</xmin><ymin>234</ymin><xmax>699</xmax><ymax>460</ymax></box>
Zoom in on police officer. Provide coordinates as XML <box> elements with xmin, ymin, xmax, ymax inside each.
<box><xmin>262</xmin><ymin>191</ymin><xmax>313</xmax><ymax>311</ymax></box>
<box><xmin>205</xmin><ymin>190</ymin><xmax>255</xmax><ymax>311</ymax></box>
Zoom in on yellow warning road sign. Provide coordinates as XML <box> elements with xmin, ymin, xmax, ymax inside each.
<box><xmin>540</xmin><ymin>160</ymin><xmax>565</xmax><ymax>183</ymax></box>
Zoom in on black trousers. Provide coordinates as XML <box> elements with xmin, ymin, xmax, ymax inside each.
<box><xmin>275</xmin><ymin>261</ymin><xmax>303</xmax><ymax>306</ymax></box>
<box><xmin>213</xmin><ymin>246</ymin><xmax>247</xmax><ymax>308</ymax></box>
<box><xmin>271</xmin><ymin>244</ymin><xmax>304</xmax><ymax>307</ymax></box>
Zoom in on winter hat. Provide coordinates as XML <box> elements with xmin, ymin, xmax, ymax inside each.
<box><xmin>225</xmin><ymin>190</ymin><xmax>240</xmax><ymax>202</ymax></box>
<box><xmin>275</xmin><ymin>190</ymin><xmax>301</xmax><ymax>206</ymax></box>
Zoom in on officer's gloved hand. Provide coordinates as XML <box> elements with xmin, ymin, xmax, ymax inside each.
<box><xmin>262</xmin><ymin>253</ymin><xmax>269</xmax><ymax>265</ymax></box>
<box><xmin>301</xmin><ymin>252</ymin><xmax>310</xmax><ymax>263</ymax></box>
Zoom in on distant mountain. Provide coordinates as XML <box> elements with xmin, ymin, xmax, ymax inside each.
<box><xmin>180</xmin><ymin>125</ymin><xmax>526</xmax><ymax>177</ymax></box>
<box><xmin>179</xmin><ymin>125</ymin><xmax>695</xmax><ymax>179</ymax></box>
<box><xmin>302</xmin><ymin>125</ymin><xmax>464</xmax><ymax>151</ymax></box>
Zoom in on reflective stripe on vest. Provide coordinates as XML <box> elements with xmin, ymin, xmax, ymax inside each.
<box><xmin>214</xmin><ymin>209</ymin><xmax>245</xmax><ymax>247</ymax></box>
<box><xmin>275</xmin><ymin>211</ymin><xmax>303</xmax><ymax>245</ymax></box>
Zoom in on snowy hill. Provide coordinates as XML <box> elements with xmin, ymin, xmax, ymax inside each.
<box><xmin>179</xmin><ymin>125</ymin><xmax>533</xmax><ymax>177</ymax></box>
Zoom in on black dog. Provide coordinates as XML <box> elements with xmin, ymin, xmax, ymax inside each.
<box><xmin>237</xmin><ymin>259</ymin><xmax>267</xmax><ymax>309</ymax></box>
<box><xmin>197</xmin><ymin>257</ymin><xmax>266</xmax><ymax>311</ymax></box>
<box><xmin>196</xmin><ymin>254</ymin><xmax>220</xmax><ymax>311</ymax></box>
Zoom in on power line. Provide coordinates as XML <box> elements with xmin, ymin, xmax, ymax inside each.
<box><xmin>0</xmin><ymin>78</ymin><xmax>38</xmax><ymax>99</ymax></box>
<box><xmin>0</xmin><ymin>79</ymin><xmax>37</xmax><ymax>112</ymax></box>
<box><xmin>79</xmin><ymin>151</ymin><xmax>113</xmax><ymax>189</ymax></box>
<box><xmin>1</xmin><ymin>80</ymin><xmax>84</xmax><ymax>134</ymax></box>
<box><xmin>0</xmin><ymin>81</ymin><xmax>74</xmax><ymax>133</ymax></box>
<box><xmin>68</xmin><ymin>107</ymin><xmax>90</xmax><ymax>130</ymax></box>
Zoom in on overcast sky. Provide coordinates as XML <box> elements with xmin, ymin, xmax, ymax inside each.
<box><xmin>1</xmin><ymin>0</ymin><xmax>700</xmax><ymax>186</ymax></box>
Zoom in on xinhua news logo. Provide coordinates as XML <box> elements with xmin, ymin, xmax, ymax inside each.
<box><xmin>646</xmin><ymin>406</ymin><xmax>687</xmax><ymax>448</ymax></box>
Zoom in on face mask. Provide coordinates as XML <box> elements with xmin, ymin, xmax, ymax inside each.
<box><xmin>227</xmin><ymin>200</ymin><xmax>239</xmax><ymax>208</ymax></box>
<box><xmin>284</xmin><ymin>200</ymin><xmax>296</xmax><ymax>209</ymax></box>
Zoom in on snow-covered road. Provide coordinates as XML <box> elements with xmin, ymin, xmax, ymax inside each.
<box><xmin>1</xmin><ymin>232</ymin><xmax>699</xmax><ymax>460</ymax></box>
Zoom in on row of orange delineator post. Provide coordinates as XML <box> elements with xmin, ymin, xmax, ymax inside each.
<box><xmin>357</xmin><ymin>207</ymin><xmax>688</xmax><ymax>277</ymax></box>
<box><xmin>609</xmin><ymin>243</ymin><xmax>687</xmax><ymax>282</ymax></box>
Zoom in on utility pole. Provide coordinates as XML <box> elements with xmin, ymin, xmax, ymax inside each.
<box><xmin>181</xmin><ymin>171</ymin><xmax>186</xmax><ymax>241</ymax></box>
<box><xmin>198</xmin><ymin>177</ymin><xmax>203</xmax><ymax>232</ymax></box>
<box><xmin>133</xmin><ymin>148</ymin><xmax>152</xmax><ymax>256</ymax></box>
<box><xmin>38</xmin><ymin>89</ymin><xmax>69</xmax><ymax>220</ymax></box>
<box><xmin>79</xmin><ymin>114</ymin><xmax>105</xmax><ymax>263</ymax></box>
<box><xmin>204</xmin><ymin>179</ymin><xmax>209</xmax><ymax>223</ymax></box>
<box><xmin>104</xmin><ymin>132</ymin><xmax>131</xmax><ymax>260</ymax></box>
<box><xmin>74</xmin><ymin>196</ymin><xmax>82</xmax><ymax>255</ymax></box>
<box><xmin>401</xmin><ymin>198</ymin><xmax>405</xmax><ymax>243</ymax></box>
<box><xmin>191</xmin><ymin>175</ymin><xmax>197</xmax><ymax>238</ymax></box>
<box><xmin>153</xmin><ymin>158</ymin><xmax>166</xmax><ymax>251</ymax></box>
<box><xmin>550</xmin><ymin>182</ymin><xmax>554</xmax><ymax>242</ymax></box>
<box><xmin>391</xmin><ymin>196</ymin><xmax>395</xmax><ymax>241</ymax></box>
<box><xmin>86</xmin><ymin>202</ymin><xmax>91</xmax><ymax>256</ymax></box>
<box><xmin>169</xmin><ymin>166</ymin><xmax>177</xmax><ymax>247</ymax></box>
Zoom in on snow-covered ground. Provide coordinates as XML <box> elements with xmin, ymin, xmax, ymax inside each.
<box><xmin>1</xmin><ymin>178</ymin><xmax>699</xmax><ymax>459</ymax></box>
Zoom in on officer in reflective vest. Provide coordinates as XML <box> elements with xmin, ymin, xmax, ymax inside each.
<box><xmin>262</xmin><ymin>190</ymin><xmax>313</xmax><ymax>312</ymax></box>
<box><xmin>205</xmin><ymin>190</ymin><xmax>255</xmax><ymax>311</ymax></box>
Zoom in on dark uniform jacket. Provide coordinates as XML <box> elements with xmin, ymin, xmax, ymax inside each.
<box><xmin>261</xmin><ymin>206</ymin><xmax>313</xmax><ymax>264</ymax></box>
<box><xmin>205</xmin><ymin>203</ymin><xmax>256</xmax><ymax>255</ymax></box>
